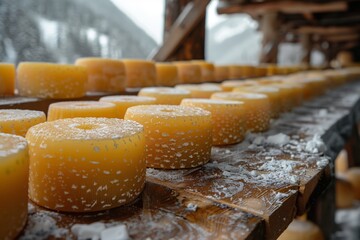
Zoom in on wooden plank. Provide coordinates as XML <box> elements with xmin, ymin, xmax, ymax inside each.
<box><xmin>217</xmin><ymin>1</ymin><xmax>348</xmax><ymax>15</ymax></box>
<box><xmin>21</xmin><ymin>182</ymin><xmax>265</xmax><ymax>239</ymax></box>
<box><xmin>297</xmin><ymin>26</ymin><xmax>359</xmax><ymax>35</ymax></box>
<box><xmin>151</xmin><ymin>0</ymin><xmax>210</xmax><ymax>61</ymax></box>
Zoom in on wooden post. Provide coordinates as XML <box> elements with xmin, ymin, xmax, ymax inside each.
<box><xmin>259</xmin><ymin>12</ymin><xmax>281</xmax><ymax>63</ymax></box>
<box><xmin>300</xmin><ymin>33</ymin><xmax>312</xmax><ymax>64</ymax></box>
<box><xmin>163</xmin><ymin>0</ymin><xmax>206</xmax><ymax>61</ymax></box>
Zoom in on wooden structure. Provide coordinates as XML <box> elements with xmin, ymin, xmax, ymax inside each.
<box><xmin>0</xmin><ymin>80</ymin><xmax>358</xmax><ymax>239</ymax></box>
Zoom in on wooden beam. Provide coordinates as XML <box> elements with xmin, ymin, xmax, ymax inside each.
<box><xmin>260</xmin><ymin>12</ymin><xmax>281</xmax><ymax>63</ymax></box>
<box><xmin>300</xmin><ymin>33</ymin><xmax>312</xmax><ymax>64</ymax></box>
<box><xmin>151</xmin><ymin>0</ymin><xmax>210</xmax><ymax>61</ymax></box>
<box><xmin>217</xmin><ymin>1</ymin><xmax>348</xmax><ymax>15</ymax></box>
<box><xmin>325</xmin><ymin>33</ymin><xmax>360</xmax><ymax>42</ymax></box>
<box><xmin>297</xmin><ymin>26</ymin><xmax>359</xmax><ymax>35</ymax></box>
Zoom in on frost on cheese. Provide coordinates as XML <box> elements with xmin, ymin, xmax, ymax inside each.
<box><xmin>47</xmin><ymin>101</ymin><xmax>118</xmax><ymax>121</ymax></box>
<box><xmin>175</xmin><ymin>83</ymin><xmax>222</xmax><ymax>98</ymax></box>
<box><xmin>122</xmin><ymin>59</ymin><xmax>156</xmax><ymax>88</ymax></box>
<box><xmin>211</xmin><ymin>92</ymin><xmax>271</xmax><ymax>132</ymax></box>
<box><xmin>99</xmin><ymin>95</ymin><xmax>156</xmax><ymax>118</ymax></box>
<box><xmin>17</xmin><ymin>62</ymin><xmax>87</xmax><ymax>99</ymax></box>
<box><xmin>0</xmin><ymin>133</ymin><xmax>28</xmax><ymax>240</ymax></box>
<box><xmin>181</xmin><ymin>98</ymin><xmax>245</xmax><ymax>145</ymax></box>
<box><xmin>155</xmin><ymin>63</ymin><xmax>179</xmax><ymax>86</ymax></box>
<box><xmin>138</xmin><ymin>87</ymin><xmax>191</xmax><ymax>105</ymax></box>
<box><xmin>124</xmin><ymin>105</ymin><xmax>212</xmax><ymax>169</ymax></box>
<box><xmin>0</xmin><ymin>109</ymin><xmax>46</xmax><ymax>137</ymax></box>
<box><xmin>75</xmin><ymin>58</ymin><xmax>126</xmax><ymax>93</ymax></box>
<box><xmin>26</xmin><ymin>118</ymin><xmax>146</xmax><ymax>212</ymax></box>
<box><xmin>233</xmin><ymin>86</ymin><xmax>281</xmax><ymax>118</ymax></box>
<box><xmin>173</xmin><ymin>62</ymin><xmax>202</xmax><ymax>84</ymax></box>
<box><xmin>0</xmin><ymin>63</ymin><xmax>15</xmax><ymax>96</ymax></box>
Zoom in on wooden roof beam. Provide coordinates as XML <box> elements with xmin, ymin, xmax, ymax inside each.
<box><xmin>296</xmin><ymin>26</ymin><xmax>359</xmax><ymax>35</ymax></box>
<box><xmin>324</xmin><ymin>33</ymin><xmax>360</xmax><ymax>42</ymax></box>
<box><xmin>217</xmin><ymin>1</ymin><xmax>348</xmax><ymax>15</ymax></box>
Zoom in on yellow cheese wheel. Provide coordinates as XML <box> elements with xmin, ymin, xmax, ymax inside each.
<box><xmin>138</xmin><ymin>87</ymin><xmax>191</xmax><ymax>105</ymax></box>
<box><xmin>0</xmin><ymin>133</ymin><xmax>28</xmax><ymax>240</ymax></box>
<box><xmin>214</xmin><ymin>65</ymin><xmax>229</xmax><ymax>82</ymax></box>
<box><xmin>253</xmin><ymin>66</ymin><xmax>267</xmax><ymax>78</ymax></box>
<box><xmin>17</xmin><ymin>62</ymin><xmax>87</xmax><ymax>99</ymax></box>
<box><xmin>335</xmin><ymin>149</ymin><xmax>348</xmax><ymax>174</ymax></box>
<box><xmin>181</xmin><ymin>98</ymin><xmax>245</xmax><ymax>145</ymax></box>
<box><xmin>75</xmin><ymin>58</ymin><xmax>126</xmax><ymax>93</ymax></box>
<box><xmin>122</xmin><ymin>59</ymin><xmax>156</xmax><ymax>88</ymax></box>
<box><xmin>211</xmin><ymin>92</ymin><xmax>271</xmax><ymax>132</ymax></box>
<box><xmin>175</xmin><ymin>83</ymin><xmax>222</xmax><ymax>98</ymax></box>
<box><xmin>26</xmin><ymin>118</ymin><xmax>145</xmax><ymax>212</ymax></box>
<box><xmin>228</xmin><ymin>65</ymin><xmax>255</xmax><ymax>79</ymax></box>
<box><xmin>233</xmin><ymin>86</ymin><xmax>281</xmax><ymax>118</ymax></box>
<box><xmin>344</xmin><ymin>167</ymin><xmax>360</xmax><ymax>200</ymax></box>
<box><xmin>47</xmin><ymin>101</ymin><xmax>118</xmax><ymax>121</ymax></box>
<box><xmin>278</xmin><ymin>219</ymin><xmax>323</xmax><ymax>240</ymax></box>
<box><xmin>221</xmin><ymin>80</ymin><xmax>259</xmax><ymax>92</ymax></box>
<box><xmin>0</xmin><ymin>109</ymin><xmax>46</xmax><ymax>137</ymax></box>
<box><xmin>124</xmin><ymin>105</ymin><xmax>212</xmax><ymax>169</ymax></box>
<box><xmin>336</xmin><ymin>177</ymin><xmax>354</xmax><ymax>209</ymax></box>
<box><xmin>265</xmin><ymin>64</ymin><xmax>278</xmax><ymax>76</ymax></box>
<box><xmin>192</xmin><ymin>60</ymin><xmax>215</xmax><ymax>82</ymax></box>
<box><xmin>173</xmin><ymin>62</ymin><xmax>202</xmax><ymax>84</ymax></box>
<box><xmin>0</xmin><ymin>63</ymin><xmax>15</xmax><ymax>96</ymax></box>
<box><xmin>99</xmin><ymin>95</ymin><xmax>157</xmax><ymax>118</ymax></box>
<box><xmin>155</xmin><ymin>63</ymin><xmax>179</xmax><ymax>86</ymax></box>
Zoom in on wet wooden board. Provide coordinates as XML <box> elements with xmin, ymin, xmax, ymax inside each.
<box><xmin>21</xmin><ymin>182</ymin><xmax>264</xmax><ymax>240</ymax></box>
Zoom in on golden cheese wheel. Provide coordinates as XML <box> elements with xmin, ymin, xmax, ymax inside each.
<box><xmin>124</xmin><ymin>105</ymin><xmax>212</xmax><ymax>169</ymax></box>
<box><xmin>0</xmin><ymin>109</ymin><xmax>46</xmax><ymax>137</ymax></box>
<box><xmin>192</xmin><ymin>60</ymin><xmax>215</xmax><ymax>82</ymax></box>
<box><xmin>0</xmin><ymin>63</ymin><xmax>15</xmax><ymax>96</ymax></box>
<box><xmin>17</xmin><ymin>62</ymin><xmax>87</xmax><ymax>99</ymax></box>
<box><xmin>99</xmin><ymin>95</ymin><xmax>157</xmax><ymax>118</ymax></box>
<box><xmin>277</xmin><ymin>219</ymin><xmax>324</xmax><ymax>240</ymax></box>
<box><xmin>75</xmin><ymin>58</ymin><xmax>126</xmax><ymax>93</ymax></box>
<box><xmin>173</xmin><ymin>62</ymin><xmax>202</xmax><ymax>84</ymax></box>
<box><xmin>214</xmin><ymin>65</ymin><xmax>229</xmax><ymax>82</ymax></box>
<box><xmin>221</xmin><ymin>80</ymin><xmax>259</xmax><ymax>92</ymax></box>
<box><xmin>175</xmin><ymin>83</ymin><xmax>222</xmax><ymax>98</ymax></box>
<box><xmin>335</xmin><ymin>149</ymin><xmax>348</xmax><ymax>174</ymax></box>
<box><xmin>138</xmin><ymin>87</ymin><xmax>191</xmax><ymax>105</ymax></box>
<box><xmin>47</xmin><ymin>101</ymin><xmax>118</xmax><ymax>121</ymax></box>
<box><xmin>122</xmin><ymin>59</ymin><xmax>156</xmax><ymax>88</ymax></box>
<box><xmin>0</xmin><ymin>133</ymin><xmax>29</xmax><ymax>240</ymax></box>
<box><xmin>26</xmin><ymin>118</ymin><xmax>146</xmax><ymax>212</ymax></box>
<box><xmin>155</xmin><ymin>63</ymin><xmax>179</xmax><ymax>86</ymax></box>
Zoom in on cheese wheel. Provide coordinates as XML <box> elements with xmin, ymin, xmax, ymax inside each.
<box><xmin>192</xmin><ymin>60</ymin><xmax>215</xmax><ymax>82</ymax></box>
<box><xmin>0</xmin><ymin>109</ymin><xmax>46</xmax><ymax>137</ymax></box>
<box><xmin>211</xmin><ymin>92</ymin><xmax>271</xmax><ymax>132</ymax></box>
<box><xmin>278</xmin><ymin>219</ymin><xmax>323</xmax><ymax>240</ymax></box>
<box><xmin>335</xmin><ymin>149</ymin><xmax>348</xmax><ymax>174</ymax></box>
<box><xmin>221</xmin><ymin>80</ymin><xmax>259</xmax><ymax>92</ymax></box>
<box><xmin>233</xmin><ymin>86</ymin><xmax>281</xmax><ymax>118</ymax></box>
<box><xmin>344</xmin><ymin>167</ymin><xmax>360</xmax><ymax>200</ymax></box>
<box><xmin>155</xmin><ymin>63</ymin><xmax>179</xmax><ymax>86</ymax></box>
<box><xmin>253</xmin><ymin>66</ymin><xmax>267</xmax><ymax>78</ymax></box>
<box><xmin>181</xmin><ymin>98</ymin><xmax>245</xmax><ymax>145</ymax></box>
<box><xmin>75</xmin><ymin>58</ymin><xmax>126</xmax><ymax>93</ymax></box>
<box><xmin>0</xmin><ymin>63</ymin><xmax>15</xmax><ymax>96</ymax></box>
<box><xmin>17</xmin><ymin>62</ymin><xmax>87</xmax><ymax>99</ymax></box>
<box><xmin>124</xmin><ymin>105</ymin><xmax>212</xmax><ymax>169</ymax></box>
<box><xmin>99</xmin><ymin>95</ymin><xmax>157</xmax><ymax>118</ymax></box>
<box><xmin>336</xmin><ymin>177</ymin><xmax>354</xmax><ymax>209</ymax></box>
<box><xmin>214</xmin><ymin>65</ymin><xmax>229</xmax><ymax>82</ymax></box>
<box><xmin>173</xmin><ymin>62</ymin><xmax>202</xmax><ymax>84</ymax></box>
<box><xmin>122</xmin><ymin>59</ymin><xmax>156</xmax><ymax>88</ymax></box>
<box><xmin>138</xmin><ymin>87</ymin><xmax>191</xmax><ymax>105</ymax></box>
<box><xmin>47</xmin><ymin>101</ymin><xmax>118</xmax><ymax>121</ymax></box>
<box><xmin>26</xmin><ymin>118</ymin><xmax>145</xmax><ymax>212</ymax></box>
<box><xmin>175</xmin><ymin>83</ymin><xmax>222</xmax><ymax>98</ymax></box>
<box><xmin>0</xmin><ymin>133</ymin><xmax>28</xmax><ymax>240</ymax></box>
<box><xmin>228</xmin><ymin>65</ymin><xmax>254</xmax><ymax>79</ymax></box>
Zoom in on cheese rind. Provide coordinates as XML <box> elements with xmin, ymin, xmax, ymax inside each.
<box><xmin>122</xmin><ymin>59</ymin><xmax>156</xmax><ymax>88</ymax></box>
<box><xmin>214</xmin><ymin>65</ymin><xmax>229</xmax><ymax>82</ymax></box>
<box><xmin>138</xmin><ymin>87</ymin><xmax>191</xmax><ymax>105</ymax></box>
<box><xmin>173</xmin><ymin>62</ymin><xmax>202</xmax><ymax>84</ymax></box>
<box><xmin>156</xmin><ymin>63</ymin><xmax>179</xmax><ymax>86</ymax></box>
<box><xmin>124</xmin><ymin>105</ymin><xmax>212</xmax><ymax>169</ymax></box>
<box><xmin>181</xmin><ymin>98</ymin><xmax>245</xmax><ymax>145</ymax></box>
<box><xmin>192</xmin><ymin>61</ymin><xmax>215</xmax><ymax>82</ymax></box>
<box><xmin>26</xmin><ymin>118</ymin><xmax>146</xmax><ymax>212</ymax></box>
<box><xmin>0</xmin><ymin>63</ymin><xmax>15</xmax><ymax>96</ymax></box>
<box><xmin>175</xmin><ymin>84</ymin><xmax>222</xmax><ymax>98</ymax></box>
<box><xmin>211</xmin><ymin>92</ymin><xmax>271</xmax><ymax>132</ymax></box>
<box><xmin>47</xmin><ymin>101</ymin><xmax>118</xmax><ymax>121</ymax></box>
<box><xmin>99</xmin><ymin>95</ymin><xmax>156</xmax><ymax>118</ymax></box>
<box><xmin>17</xmin><ymin>62</ymin><xmax>87</xmax><ymax>99</ymax></box>
<box><xmin>75</xmin><ymin>58</ymin><xmax>126</xmax><ymax>93</ymax></box>
<box><xmin>0</xmin><ymin>109</ymin><xmax>46</xmax><ymax>137</ymax></box>
<box><xmin>0</xmin><ymin>133</ymin><xmax>28</xmax><ymax>240</ymax></box>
